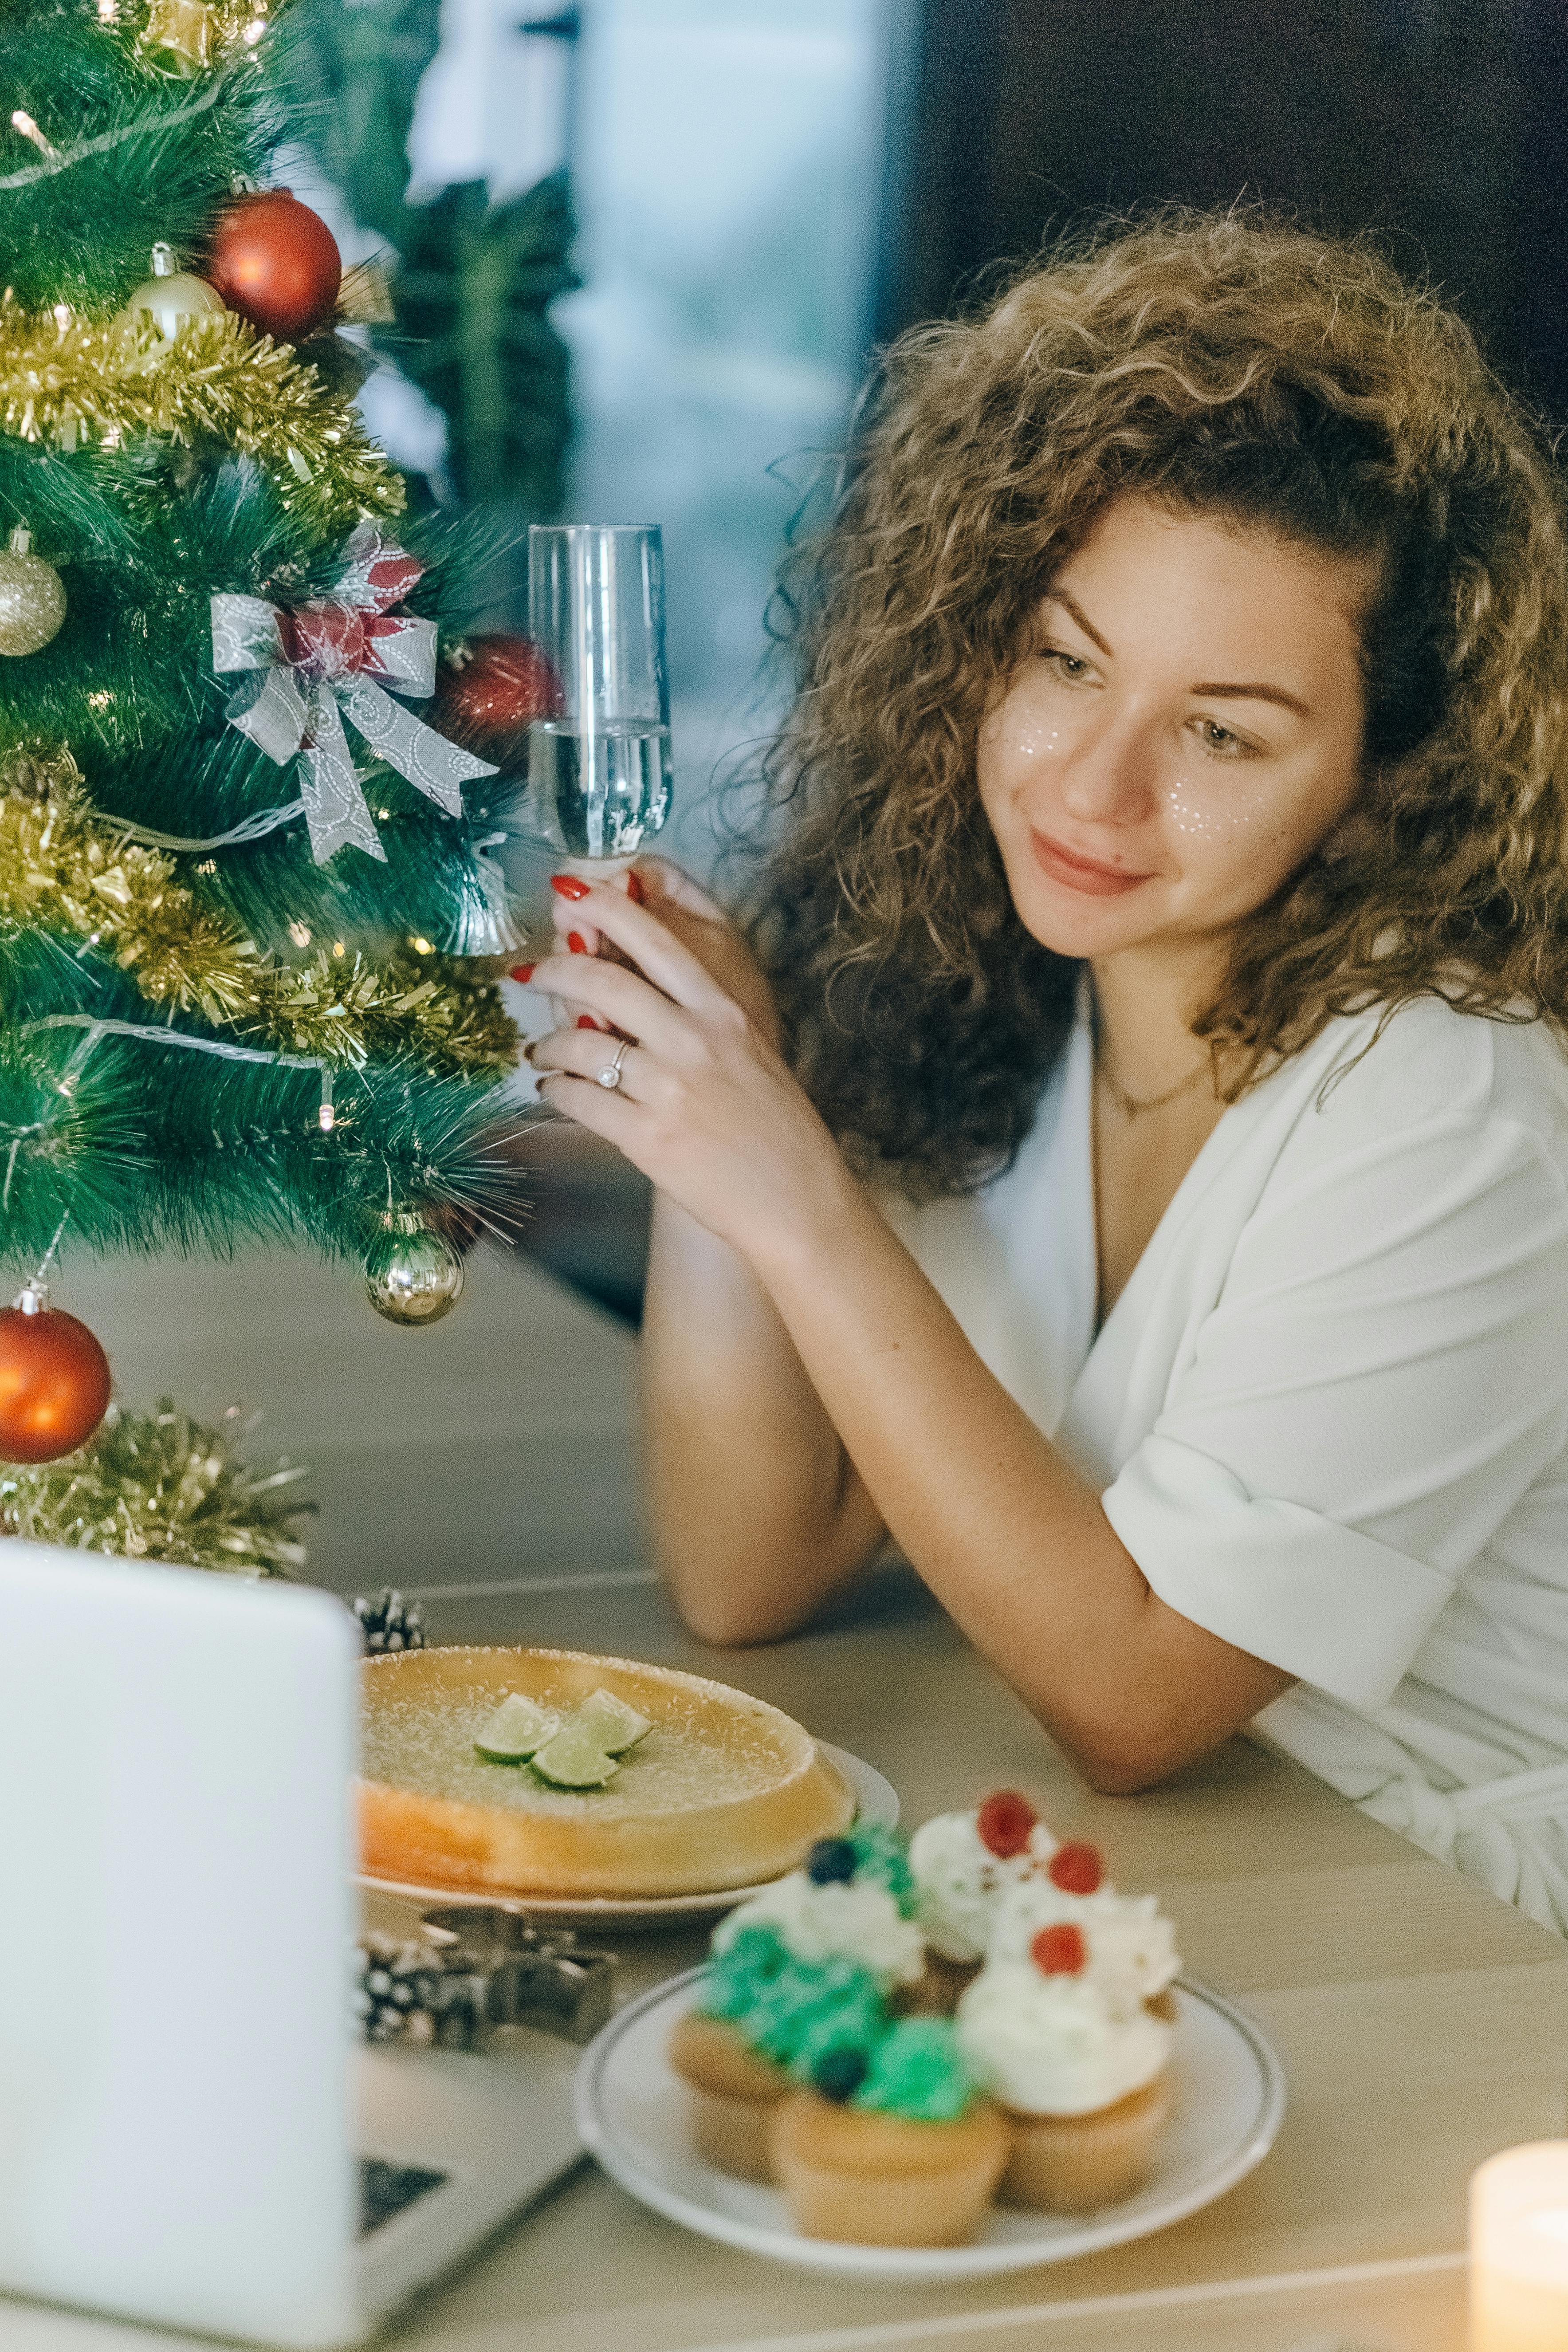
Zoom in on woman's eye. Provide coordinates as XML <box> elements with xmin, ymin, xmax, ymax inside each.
<box><xmin>1194</xmin><ymin>716</ymin><xmax>1255</xmax><ymax>759</ymax></box>
<box><xmin>1041</xmin><ymin>648</ymin><xmax>1092</xmax><ymax>682</ymax></box>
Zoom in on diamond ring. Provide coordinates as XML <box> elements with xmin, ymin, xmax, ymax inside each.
<box><xmin>596</xmin><ymin>1039</ymin><xmax>632</xmax><ymax>1090</ymax></box>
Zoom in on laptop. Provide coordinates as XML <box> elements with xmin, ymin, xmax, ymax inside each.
<box><xmin>0</xmin><ymin>1541</ymin><xmax>586</xmax><ymax>2348</ymax></box>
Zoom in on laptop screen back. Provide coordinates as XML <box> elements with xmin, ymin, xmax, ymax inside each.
<box><xmin>0</xmin><ymin>1542</ymin><xmax>360</xmax><ymax>2348</ymax></box>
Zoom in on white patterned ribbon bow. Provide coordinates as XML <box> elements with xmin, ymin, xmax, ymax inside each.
<box><xmin>210</xmin><ymin>522</ymin><xmax>498</xmax><ymax>865</ymax></box>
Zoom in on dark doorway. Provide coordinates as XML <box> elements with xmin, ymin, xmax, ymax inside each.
<box><xmin>879</xmin><ymin>1</ymin><xmax>1568</xmax><ymax>425</ymax></box>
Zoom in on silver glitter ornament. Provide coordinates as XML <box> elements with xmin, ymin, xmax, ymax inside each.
<box><xmin>0</xmin><ymin>526</ymin><xmax>66</xmax><ymax>658</ymax></box>
<box><xmin>364</xmin><ymin>1218</ymin><xmax>464</xmax><ymax>1326</ymax></box>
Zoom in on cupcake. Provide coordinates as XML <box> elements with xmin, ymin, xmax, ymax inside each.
<box><xmin>712</xmin><ymin>1823</ymin><xmax>926</xmax><ymax>1990</ymax></box>
<box><xmin>672</xmin><ymin>1827</ymin><xmax>922</xmax><ymax>2180</ymax></box>
<box><xmin>669</xmin><ymin>1924</ymin><xmax>794</xmax><ymax>2179</ymax></box>
<box><xmin>906</xmin><ymin>1791</ymin><xmax>1057</xmax><ymax>2007</ymax></box>
<box><xmin>956</xmin><ymin>1900</ymin><xmax>1176</xmax><ymax>2213</ymax></box>
<box><xmin>770</xmin><ymin>2016</ymin><xmax>1010</xmax><ymax>2246</ymax></box>
<box><xmin>986</xmin><ymin>1838</ymin><xmax>1180</xmax><ymax>2019</ymax></box>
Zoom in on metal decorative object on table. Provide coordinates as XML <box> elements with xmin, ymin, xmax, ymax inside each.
<box><xmin>356</xmin><ymin>1905</ymin><xmax>617</xmax><ymax>2051</ymax></box>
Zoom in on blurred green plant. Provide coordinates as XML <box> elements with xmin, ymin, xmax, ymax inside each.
<box><xmin>275</xmin><ymin>0</ymin><xmax>578</xmax><ymax>512</ymax></box>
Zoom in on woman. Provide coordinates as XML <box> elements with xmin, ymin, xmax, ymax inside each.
<box><xmin>526</xmin><ymin>212</ymin><xmax>1568</xmax><ymax>1932</ymax></box>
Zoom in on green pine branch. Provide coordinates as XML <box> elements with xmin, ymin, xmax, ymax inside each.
<box><xmin>0</xmin><ymin>0</ymin><xmax>533</xmax><ymax>1287</ymax></box>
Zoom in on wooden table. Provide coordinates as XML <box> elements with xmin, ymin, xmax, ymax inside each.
<box><xmin>27</xmin><ymin>1249</ymin><xmax>1568</xmax><ymax>2352</ymax></box>
<box><xmin>362</xmin><ymin>1568</ymin><xmax>1566</xmax><ymax>2352</ymax></box>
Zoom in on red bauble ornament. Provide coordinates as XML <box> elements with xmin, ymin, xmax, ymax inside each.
<box><xmin>432</xmin><ymin>633</ymin><xmax>562</xmax><ymax>761</ymax></box>
<box><xmin>976</xmin><ymin>1790</ymin><xmax>1037</xmax><ymax>1860</ymax></box>
<box><xmin>206</xmin><ymin>190</ymin><xmax>342</xmax><ymax>345</ymax></box>
<box><xmin>0</xmin><ymin>1282</ymin><xmax>111</xmax><ymax>1463</ymax></box>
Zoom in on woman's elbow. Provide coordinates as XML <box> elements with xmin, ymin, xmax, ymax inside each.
<box><xmin>659</xmin><ymin>1566</ymin><xmax>806</xmax><ymax>1650</ymax></box>
<box><xmin>1053</xmin><ymin>1713</ymin><xmax>1210</xmax><ymax>1797</ymax></box>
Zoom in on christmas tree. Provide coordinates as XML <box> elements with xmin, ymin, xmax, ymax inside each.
<box><xmin>0</xmin><ymin>0</ymin><xmax>538</xmax><ymax>1456</ymax></box>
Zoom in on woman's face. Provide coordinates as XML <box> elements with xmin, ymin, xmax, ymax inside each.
<box><xmin>976</xmin><ymin>495</ymin><xmax>1377</xmax><ymax>966</ymax></box>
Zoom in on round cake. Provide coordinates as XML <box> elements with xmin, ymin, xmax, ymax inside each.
<box><xmin>358</xmin><ymin>1645</ymin><xmax>856</xmax><ymax>1898</ymax></box>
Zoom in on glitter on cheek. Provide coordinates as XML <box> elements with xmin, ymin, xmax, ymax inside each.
<box><xmin>1008</xmin><ymin>721</ymin><xmax>1065</xmax><ymax>761</ymax></box>
<box><xmin>1163</xmin><ymin>773</ymin><xmax>1273</xmax><ymax>846</ymax></box>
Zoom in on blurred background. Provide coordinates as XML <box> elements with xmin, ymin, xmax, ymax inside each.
<box><xmin>294</xmin><ymin>0</ymin><xmax>1568</xmax><ymax>1328</ymax></box>
<box><xmin>79</xmin><ymin>0</ymin><xmax>1568</xmax><ymax>1601</ymax></box>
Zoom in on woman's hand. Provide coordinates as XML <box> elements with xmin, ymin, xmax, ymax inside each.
<box><xmin>527</xmin><ymin>871</ymin><xmax>851</xmax><ymax>1263</ymax></box>
<box><xmin>547</xmin><ymin>858</ymin><xmax>782</xmax><ymax>1049</ymax></box>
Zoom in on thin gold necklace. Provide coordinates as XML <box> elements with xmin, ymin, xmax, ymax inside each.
<box><xmin>1095</xmin><ymin>1053</ymin><xmax>1214</xmax><ymax>1120</ymax></box>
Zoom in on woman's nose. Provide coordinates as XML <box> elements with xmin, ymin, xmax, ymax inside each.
<box><xmin>1055</xmin><ymin>714</ymin><xmax>1159</xmax><ymax>827</ymax></box>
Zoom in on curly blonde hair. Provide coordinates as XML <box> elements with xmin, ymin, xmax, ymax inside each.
<box><xmin>752</xmin><ymin>208</ymin><xmax>1568</xmax><ymax>1198</ymax></box>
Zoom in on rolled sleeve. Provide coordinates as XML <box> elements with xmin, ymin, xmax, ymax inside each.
<box><xmin>1103</xmin><ymin>1433</ymin><xmax>1458</xmax><ymax>1706</ymax></box>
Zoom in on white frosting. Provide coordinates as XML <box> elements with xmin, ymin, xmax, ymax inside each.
<box><xmin>712</xmin><ymin>1873</ymin><xmax>925</xmax><ymax>1989</ymax></box>
<box><xmin>987</xmin><ymin>1876</ymin><xmax>1179</xmax><ymax>2010</ymax></box>
<box><xmin>908</xmin><ymin>1810</ymin><xmax>1059</xmax><ymax>1963</ymax></box>
<box><xmin>955</xmin><ymin>1959</ymin><xmax>1172</xmax><ymax>2116</ymax></box>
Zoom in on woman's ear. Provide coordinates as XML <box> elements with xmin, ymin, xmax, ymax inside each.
<box><xmin>1314</xmin><ymin>787</ymin><xmax>1383</xmax><ymax>865</ymax></box>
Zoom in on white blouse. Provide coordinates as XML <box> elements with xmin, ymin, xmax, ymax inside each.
<box><xmin>884</xmin><ymin>986</ymin><xmax>1568</xmax><ymax>1933</ymax></box>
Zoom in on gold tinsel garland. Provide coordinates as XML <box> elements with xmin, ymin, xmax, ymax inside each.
<box><xmin>0</xmin><ymin>748</ymin><xmax>517</xmax><ymax>1078</ymax></box>
<box><xmin>0</xmin><ymin>299</ymin><xmax>403</xmax><ymax>535</ymax></box>
<box><xmin>0</xmin><ymin>1398</ymin><xmax>311</xmax><ymax>1577</ymax></box>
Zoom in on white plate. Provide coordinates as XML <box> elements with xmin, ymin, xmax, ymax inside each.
<box><xmin>575</xmin><ymin>1967</ymin><xmax>1286</xmax><ymax>2281</ymax></box>
<box><xmin>356</xmin><ymin>1743</ymin><xmax>898</xmax><ymax>1926</ymax></box>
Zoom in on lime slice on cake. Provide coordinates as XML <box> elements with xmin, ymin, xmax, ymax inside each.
<box><xmin>531</xmin><ymin>1718</ymin><xmax>620</xmax><ymax>1788</ymax></box>
<box><xmin>474</xmin><ymin>1692</ymin><xmax>562</xmax><ymax>1762</ymax></box>
<box><xmin>573</xmin><ymin>1687</ymin><xmax>653</xmax><ymax>1754</ymax></box>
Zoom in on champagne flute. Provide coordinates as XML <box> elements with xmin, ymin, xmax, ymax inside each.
<box><xmin>525</xmin><ymin>523</ymin><xmax>672</xmax><ymax>868</ymax></box>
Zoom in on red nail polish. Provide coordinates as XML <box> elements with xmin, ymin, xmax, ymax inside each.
<box><xmin>509</xmin><ymin>962</ymin><xmax>534</xmax><ymax>983</ymax></box>
<box><xmin>576</xmin><ymin>1014</ymin><xmax>602</xmax><ymax>1031</ymax></box>
<box><xmin>551</xmin><ymin>874</ymin><xmax>590</xmax><ymax>901</ymax></box>
<box><xmin>567</xmin><ymin>932</ymin><xmax>587</xmax><ymax>954</ymax></box>
<box><xmin>626</xmin><ymin>870</ymin><xmax>646</xmax><ymax>906</ymax></box>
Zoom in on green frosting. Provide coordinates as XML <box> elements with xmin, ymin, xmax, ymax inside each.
<box><xmin>699</xmin><ymin>1928</ymin><xmax>887</xmax><ymax>2071</ymax></box>
<box><xmin>699</xmin><ymin>1925</ymin><xmax>790</xmax><ymax>2022</ymax></box>
<box><xmin>845</xmin><ymin>1823</ymin><xmax>918</xmax><ymax>1918</ymax></box>
<box><xmin>777</xmin><ymin>1969</ymin><xmax>887</xmax><ymax>2080</ymax></box>
<box><xmin>853</xmin><ymin>2017</ymin><xmax>978</xmax><ymax>2122</ymax></box>
<box><xmin>747</xmin><ymin>1954</ymin><xmax>886</xmax><ymax>2069</ymax></box>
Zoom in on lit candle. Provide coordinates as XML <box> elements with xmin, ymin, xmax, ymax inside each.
<box><xmin>1471</xmin><ymin>2143</ymin><xmax>1568</xmax><ymax>2350</ymax></box>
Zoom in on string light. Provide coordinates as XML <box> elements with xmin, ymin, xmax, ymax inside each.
<box><xmin>10</xmin><ymin>112</ymin><xmax>59</xmax><ymax>165</ymax></box>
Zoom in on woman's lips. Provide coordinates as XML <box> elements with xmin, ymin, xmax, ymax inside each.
<box><xmin>1030</xmin><ymin>830</ymin><xmax>1152</xmax><ymax>897</ymax></box>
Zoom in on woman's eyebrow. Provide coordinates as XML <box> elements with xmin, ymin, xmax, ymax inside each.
<box><xmin>1043</xmin><ymin>588</ymin><xmax>1112</xmax><ymax>656</ymax></box>
<box><xmin>1047</xmin><ymin>589</ymin><xmax>1313</xmax><ymax>716</ymax></box>
<box><xmin>1190</xmin><ymin>680</ymin><xmax>1312</xmax><ymax>716</ymax></box>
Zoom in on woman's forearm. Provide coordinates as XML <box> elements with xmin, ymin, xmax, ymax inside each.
<box><xmin>746</xmin><ymin>1173</ymin><xmax>1291</xmax><ymax>1788</ymax></box>
<box><xmin>640</xmin><ymin>1190</ymin><xmax>886</xmax><ymax>1642</ymax></box>
<box><xmin>523</xmin><ymin>884</ymin><xmax>1284</xmax><ymax>1779</ymax></box>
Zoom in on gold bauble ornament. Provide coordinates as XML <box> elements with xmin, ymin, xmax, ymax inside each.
<box><xmin>114</xmin><ymin>242</ymin><xmax>226</xmax><ymax>342</ymax></box>
<box><xmin>0</xmin><ymin>526</ymin><xmax>66</xmax><ymax>658</ymax></box>
<box><xmin>364</xmin><ymin>1217</ymin><xmax>465</xmax><ymax>1327</ymax></box>
<box><xmin>141</xmin><ymin>0</ymin><xmax>214</xmax><ymax>74</ymax></box>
